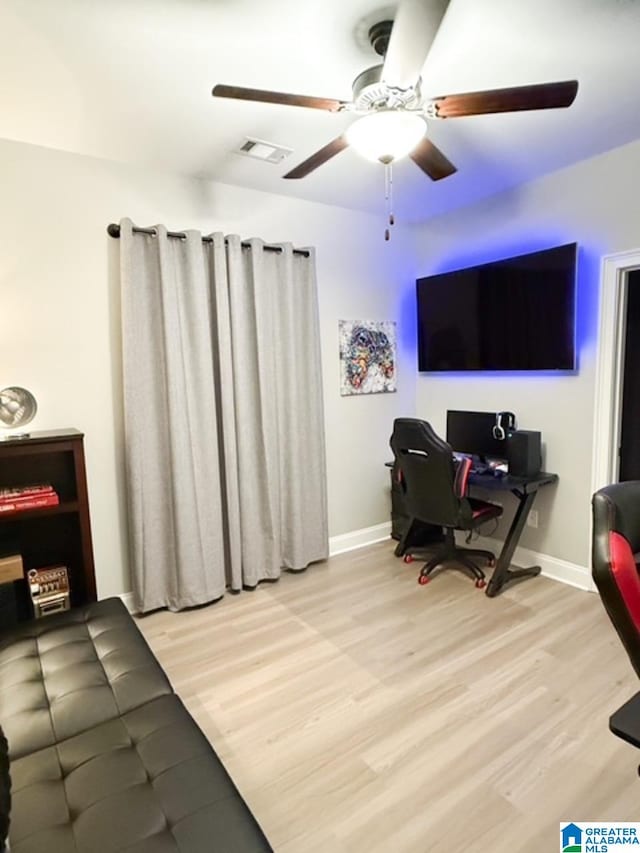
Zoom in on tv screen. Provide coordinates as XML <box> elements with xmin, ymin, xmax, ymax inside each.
<box><xmin>416</xmin><ymin>243</ymin><xmax>577</xmax><ymax>372</ymax></box>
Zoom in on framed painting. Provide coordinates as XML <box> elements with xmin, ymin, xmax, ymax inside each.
<box><xmin>339</xmin><ymin>320</ymin><xmax>397</xmax><ymax>396</ymax></box>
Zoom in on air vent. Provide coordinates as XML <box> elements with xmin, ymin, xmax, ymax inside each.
<box><xmin>236</xmin><ymin>138</ymin><xmax>292</xmax><ymax>164</ymax></box>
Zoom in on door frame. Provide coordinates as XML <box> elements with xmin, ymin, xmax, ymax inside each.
<box><xmin>592</xmin><ymin>248</ymin><xmax>640</xmax><ymax>495</ymax></box>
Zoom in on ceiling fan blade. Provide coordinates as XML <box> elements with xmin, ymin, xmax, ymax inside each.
<box><xmin>382</xmin><ymin>0</ymin><xmax>450</xmax><ymax>91</ymax></box>
<box><xmin>212</xmin><ymin>84</ymin><xmax>347</xmax><ymax>112</ymax></box>
<box><xmin>431</xmin><ymin>80</ymin><xmax>579</xmax><ymax>118</ymax></box>
<box><xmin>410</xmin><ymin>137</ymin><xmax>457</xmax><ymax>181</ymax></box>
<box><xmin>283</xmin><ymin>136</ymin><xmax>349</xmax><ymax>179</ymax></box>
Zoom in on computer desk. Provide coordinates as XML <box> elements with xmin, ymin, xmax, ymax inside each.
<box><xmin>467</xmin><ymin>469</ymin><xmax>558</xmax><ymax>596</ymax></box>
<box><xmin>386</xmin><ymin>461</ymin><xmax>558</xmax><ymax>596</ymax></box>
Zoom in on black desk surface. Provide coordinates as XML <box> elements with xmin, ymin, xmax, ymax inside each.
<box><xmin>386</xmin><ymin>460</ymin><xmax>558</xmax><ymax>493</ymax></box>
<box><xmin>468</xmin><ymin>470</ymin><xmax>558</xmax><ymax>492</ymax></box>
<box><xmin>610</xmin><ymin>690</ymin><xmax>640</xmax><ymax>748</ymax></box>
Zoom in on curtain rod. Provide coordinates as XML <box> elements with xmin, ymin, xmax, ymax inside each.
<box><xmin>107</xmin><ymin>223</ymin><xmax>309</xmax><ymax>257</ymax></box>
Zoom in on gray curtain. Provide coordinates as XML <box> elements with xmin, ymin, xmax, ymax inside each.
<box><xmin>120</xmin><ymin>219</ymin><xmax>328</xmax><ymax>613</ymax></box>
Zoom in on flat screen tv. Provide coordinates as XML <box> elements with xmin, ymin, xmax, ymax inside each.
<box><xmin>416</xmin><ymin>243</ymin><xmax>577</xmax><ymax>372</ymax></box>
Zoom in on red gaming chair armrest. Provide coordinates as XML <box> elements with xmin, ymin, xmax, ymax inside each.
<box><xmin>454</xmin><ymin>455</ymin><xmax>472</xmax><ymax>498</ymax></box>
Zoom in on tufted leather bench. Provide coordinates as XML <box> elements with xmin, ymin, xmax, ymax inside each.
<box><xmin>0</xmin><ymin>598</ymin><xmax>272</xmax><ymax>852</ymax></box>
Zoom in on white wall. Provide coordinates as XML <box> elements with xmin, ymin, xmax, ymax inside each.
<box><xmin>0</xmin><ymin>137</ymin><xmax>416</xmax><ymax>598</ymax></box>
<box><xmin>410</xmin><ymin>137</ymin><xmax>640</xmax><ymax>574</ymax></box>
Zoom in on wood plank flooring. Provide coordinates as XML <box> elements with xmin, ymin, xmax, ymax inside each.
<box><xmin>136</xmin><ymin>541</ymin><xmax>640</xmax><ymax>853</ymax></box>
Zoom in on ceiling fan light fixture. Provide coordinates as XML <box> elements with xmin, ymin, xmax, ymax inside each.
<box><xmin>346</xmin><ymin>110</ymin><xmax>426</xmax><ymax>163</ymax></box>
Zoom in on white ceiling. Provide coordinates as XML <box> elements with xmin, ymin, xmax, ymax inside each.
<box><xmin>1</xmin><ymin>0</ymin><xmax>640</xmax><ymax>223</ymax></box>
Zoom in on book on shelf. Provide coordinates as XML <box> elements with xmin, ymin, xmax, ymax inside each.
<box><xmin>0</xmin><ymin>483</ymin><xmax>57</xmax><ymax>501</ymax></box>
<box><xmin>0</xmin><ymin>493</ymin><xmax>60</xmax><ymax>513</ymax></box>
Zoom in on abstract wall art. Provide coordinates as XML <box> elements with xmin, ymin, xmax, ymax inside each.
<box><xmin>339</xmin><ymin>320</ymin><xmax>397</xmax><ymax>396</ymax></box>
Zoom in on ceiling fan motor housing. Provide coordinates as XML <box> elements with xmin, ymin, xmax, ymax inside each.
<box><xmin>351</xmin><ymin>64</ymin><xmax>422</xmax><ymax>112</ymax></box>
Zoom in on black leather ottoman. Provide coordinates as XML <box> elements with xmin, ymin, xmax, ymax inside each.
<box><xmin>0</xmin><ymin>598</ymin><xmax>272</xmax><ymax>852</ymax></box>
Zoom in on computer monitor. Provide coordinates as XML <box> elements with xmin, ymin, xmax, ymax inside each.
<box><xmin>446</xmin><ymin>410</ymin><xmax>508</xmax><ymax>462</ymax></box>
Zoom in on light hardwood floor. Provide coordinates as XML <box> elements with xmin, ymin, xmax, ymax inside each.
<box><xmin>137</xmin><ymin>541</ymin><xmax>640</xmax><ymax>853</ymax></box>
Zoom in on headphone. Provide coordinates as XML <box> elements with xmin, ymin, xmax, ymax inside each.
<box><xmin>492</xmin><ymin>411</ymin><xmax>516</xmax><ymax>441</ymax></box>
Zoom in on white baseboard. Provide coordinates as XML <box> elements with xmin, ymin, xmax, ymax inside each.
<box><xmin>119</xmin><ymin>591</ymin><xmax>137</xmax><ymax>613</ymax></box>
<box><xmin>473</xmin><ymin>534</ymin><xmax>592</xmax><ymax>592</ymax></box>
<box><xmin>329</xmin><ymin>522</ymin><xmax>392</xmax><ymax>556</ymax></box>
<box><xmin>116</xmin><ymin>525</ymin><xmax>590</xmax><ymax>609</ymax></box>
<box><xmin>328</xmin><ymin>523</ymin><xmax>591</xmax><ymax>592</ymax></box>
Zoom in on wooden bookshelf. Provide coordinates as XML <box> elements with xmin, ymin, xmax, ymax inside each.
<box><xmin>0</xmin><ymin>429</ymin><xmax>96</xmax><ymax>609</ymax></box>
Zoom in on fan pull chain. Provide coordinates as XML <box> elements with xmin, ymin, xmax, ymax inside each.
<box><xmin>384</xmin><ymin>162</ymin><xmax>395</xmax><ymax>241</ymax></box>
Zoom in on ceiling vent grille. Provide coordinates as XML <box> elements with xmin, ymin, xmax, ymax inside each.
<box><xmin>236</xmin><ymin>138</ymin><xmax>292</xmax><ymax>164</ymax></box>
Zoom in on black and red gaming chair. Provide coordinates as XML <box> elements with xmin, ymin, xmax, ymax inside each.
<box><xmin>592</xmin><ymin>481</ymin><xmax>640</xmax><ymax>754</ymax></box>
<box><xmin>592</xmin><ymin>482</ymin><xmax>640</xmax><ymax>676</ymax></box>
<box><xmin>390</xmin><ymin>418</ymin><xmax>503</xmax><ymax>588</ymax></box>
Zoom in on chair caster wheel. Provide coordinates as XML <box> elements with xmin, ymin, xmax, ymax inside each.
<box><xmin>487</xmin><ymin>558</ymin><xmax>496</xmax><ymax>568</ymax></box>
<box><xmin>475</xmin><ymin>578</ymin><xmax>486</xmax><ymax>589</ymax></box>
<box><xmin>418</xmin><ymin>574</ymin><xmax>430</xmax><ymax>585</ymax></box>
<box><xmin>403</xmin><ymin>554</ymin><xmax>414</xmax><ymax>564</ymax></box>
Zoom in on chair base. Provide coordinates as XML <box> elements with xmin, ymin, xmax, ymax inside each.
<box><xmin>418</xmin><ymin>570</ymin><xmax>487</xmax><ymax>589</ymax></box>
<box><xmin>403</xmin><ymin>529</ymin><xmax>495</xmax><ymax>588</ymax></box>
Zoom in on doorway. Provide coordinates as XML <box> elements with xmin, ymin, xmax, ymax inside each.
<box><xmin>592</xmin><ymin>250</ymin><xmax>640</xmax><ymax>496</ymax></box>
<box><xmin>619</xmin><ymin>270</ymin><xmax>640</xmax><ymax>481</ymax></box>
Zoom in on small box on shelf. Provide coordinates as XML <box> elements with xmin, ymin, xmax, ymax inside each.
<box><xmin>0</xmin><ymin>553</ymin><xmax>23</xmax><ymax>584</ymax></box>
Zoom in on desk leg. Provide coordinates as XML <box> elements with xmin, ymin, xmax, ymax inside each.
<box><xmin>485</xmin><ymin>490</ymin><xmax>541</xmax><ymax>597</ymax></box>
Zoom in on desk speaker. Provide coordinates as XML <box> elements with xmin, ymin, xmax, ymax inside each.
<box><xmin>507</xmin><ymin>430</ymin><xmax>541</xmax><ymax>478</ymax></box>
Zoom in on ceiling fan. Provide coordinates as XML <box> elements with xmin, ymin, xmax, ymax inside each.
<box><xmin>212</xmin><ymin>0</ymin><xmax>578</xmax><ymax>232</ymax></box>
